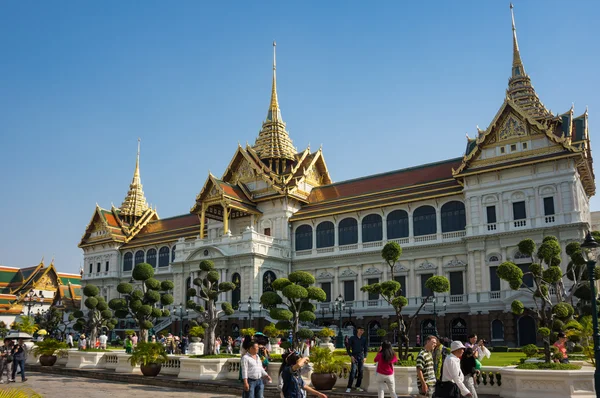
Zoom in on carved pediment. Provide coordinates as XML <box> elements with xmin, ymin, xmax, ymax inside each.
<box><xmin>317</xmin><ymin>271</ymin><xmax>334</xmax><ymax>280</ymax></box>
<box><xmin>393</xmin><ymin>264</ymin><xmax>408</xmax><ymax>273</ymax></box>
<box><xmin>418</xmin><ymin>261</ymin><xmax>436</xmax><ymax>270</ymax></box>
<box><xmin>230</xmin><ymin>160</ymin><xmax>256</xmax><ymax>185</ymax></box>
<box><xmin>34</xmin><ymin>273</ymin><xmax>58</xmax><ymax>290</ymax></box>
<box><xmin>364</xmin><ymin>267</ymin><xmax>382</xmax><ymax>275</ymax></box>
<box><xmin>445</xmin><ymin>259</ymin><xmax>466</xmax><ymax>268</ymax></box>
<box><xmin>340</xmin><ymin>269</ymin><xmax>357</xmax><ymax>278</ymax></box>
<box><xmin>498</xmin><ymin>114</ymin><xmax>527</xmax><ymax>141</ymax></box>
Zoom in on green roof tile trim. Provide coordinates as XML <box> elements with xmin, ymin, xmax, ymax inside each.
<box><xmin>59</xmin><ymin>276</ymin><xmax>81</xmax><ymax>286</ymax></box>
<box><xmin>0</xmin><ymin>270</ymin><xmax>20</xmax><ymax>284</ymax></box>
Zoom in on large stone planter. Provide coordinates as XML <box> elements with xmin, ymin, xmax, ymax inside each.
<box><xmin>140</xmin><ymin>363</ymin><xmax>162</xmax><ymax>377</ymax></box>
<box><xmin>114</xmin><ymin>353</ymin><xmax>141</xmax><ymax>374</ymax></box>
<box><xmin>39</xmin><ymin>355</ymin><xmax>57</xmax><ymax>366</ymax></box>
<box><xmin>393</xmin><ymin>366</ymin><xmax>419</xmax><ymax>396</ymax></box>
<box><xmin>100</xmin><ymin>352</ymin><xmax>119</xmax><ymax>370</ymax></box>
<box><xmin>160</xmin><ymin>355</ymin><xmax>182</xmax><ymax>376</ymax></box>
<box><xmin>178</xmin><ymin>357</ymin><xmax>230</xmax><ymax>380</ymax></box>
<box><xmin>500</xmin><ymin>366</ymin><xmax>595</xmax><ymax>398</ymax></box>
<box><xmin>188</xmin><ymin>342</ymin><xmax>204</xmax><ymax>355</ymax></box>
<box><xmin>65</xmin><ymin>351</ymin><xmax>105</xmax><ymax>369</ymax></box>
<box><xmin>311</xmin><ymin>373</ymin><xmax>337</xmax><ymax>390</ymax></box>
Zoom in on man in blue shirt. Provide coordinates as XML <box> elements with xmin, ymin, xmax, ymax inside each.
<box><xmin>346</xmin><ymin>326</ymin><xmax>368</xmax><ymax>392</ymax></box>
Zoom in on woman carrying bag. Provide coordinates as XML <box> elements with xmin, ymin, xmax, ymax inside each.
<box><xmin>435</xmin><ymin>341</ymin><xmax>472</xmax><ymax>398</ymax></box>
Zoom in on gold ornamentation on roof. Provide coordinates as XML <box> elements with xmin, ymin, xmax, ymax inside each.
<box><xmin>499</xmin><ymin>115</ymin><xmax>526</xmax><ymax>141</ymax></box>
<box><xmin>253</xmin><ymin>42</ymin><xmax>297</xmax><ymax>164</ymax></box>
<box><xmin>120</xmin><ymin>138</ymin><xmax>149</xmax><ymax>221</ymax></box>
<box><xmin>506</xmin><ymin>4</ymin><xmax>551</xmax><ymax>120</ymax></box>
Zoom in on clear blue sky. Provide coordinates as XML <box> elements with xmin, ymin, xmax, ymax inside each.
<box><xmin>1</xmin><ymin>1</ymin><xmax>599</xmax><ymax>274</ymax></box>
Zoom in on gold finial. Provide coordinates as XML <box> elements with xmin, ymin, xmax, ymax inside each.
<box><xmin>510</xmin><ymin>3</ymin><xmax>524</xmax><ymax>77</ymax></box>
<box><xmin>267</xmin><ymin>41</ymin><xmax>281</xmax><ymax>122</ymax></box>
<box><xmin>119</xmin><ymin>138</ymin><xmax>149</xmax><ymax>222</ymax></box>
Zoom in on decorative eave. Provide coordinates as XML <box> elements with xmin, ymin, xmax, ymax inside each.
<box><xmin>9</xmin><ymin>261</ymin><xmax>44</xmax><ymax>295</ymax></box>
<box><xmin>78</xmin><ymin>205</ymin><xmax>127</xmax><ymax>248</ymax></box>
<box><xmin>452</xmin><ymin>99</ymin><xmax>581</xmax><ymax>177</ymax></box>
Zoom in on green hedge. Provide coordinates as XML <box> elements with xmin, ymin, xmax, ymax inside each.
<box><xmin>189</xmin><ymin>354</ymin><xmax>238</xmax><ymax>359</ymax></box>
<box><xmin>516</xmin><ymin>363</ymin><xmax>581</xmax><ymax>370</ymax></box>
<box><xmin>492</xmin><ymin>346</ymin><xmax>509</xmax><ymax>352</ymax></box>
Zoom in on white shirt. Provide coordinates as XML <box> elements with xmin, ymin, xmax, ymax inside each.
<box><xmin>442</xmin><ymin>353</ymin><xmax>470</xmax><ymax>396</ymax></box>
<box><xmin>67</xmin><ymin>335</ymin><xmax>73</xmax><ymax>345</ymax></box>
<box><xmin>99</xmin><ymin>335</ymin><xmax>108</xmax><ymax>345</ymax></box>
<box><xmin>241</xmin><ymin>353</ymin><xmax>268</xmax><ymax>380</ymax></box>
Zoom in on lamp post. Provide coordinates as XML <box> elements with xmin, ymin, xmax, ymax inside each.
<box><xmin>432</xmin><ymin>296</ymin><xmax>447</xmax><ymax>337</ymax></box>
<box><xmin>580</xmin><ymin>231</ymin><xmax>600</xmax><ymax>397</ymax></box>
<box><xmin>174</xmin><ymin>303</ymin><xmax>188</xmax><ymax>339</ymax></box>
<box><xmin>345</xmin><ymin>303</ymin><xmax>354</xmax><ymax>324</ymax></box>
<box><xmin>334</xmin><ymin>294</ymin><xmax>345</xmax><ymax>348</ymax></box>
<box><xmin>239</xmin><ymin>296</ymin><xmax>253</xmax><ymax>329</ymax></box>
<box><xmin>319</xmin><ymin>305</ymin><xmax>328</xmax><ymax>325</ymax></box>
<box><xmin>23</xmin><ymin>290</ymin><xmax>44</xmax><ymax>317</ymax></box>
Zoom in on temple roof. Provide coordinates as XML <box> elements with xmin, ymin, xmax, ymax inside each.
<box><xmin>292</xmin><ymin>158</ymin><xmax>462</xmax><ymax>221</ymax></box>
<box><xmin>121</xmin><ymin>214</ymin><xmax>199</xmax><ymax>249</ymax></box>
<box><xmin>253</xmin><ymin>42</ymin><xmax>297</xmax><ymax>162</ymax></box>
<box><xmin>120</xmin><ymin>139</ymin><xmax>150</xmax><ymax>221</ymax></box>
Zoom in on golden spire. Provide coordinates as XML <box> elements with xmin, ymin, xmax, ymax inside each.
<box><xmin>510</xmin><ymin>3</ymin><xmax>524</xmax><ymax>77</ymax></box>
<box><xmin>267</xmin><ymin>41</ymin><xmax>281</xmax><ymax>122</ymax></box>
<box><xmin>253</xmin><ymin>41</ymin><xmax>297</xmax><ymax>166</ymax></box>
<box><xmin>506</xmin><ymin>3</ymin><xmax>550</xmax><ymax>120</ymax></box>
<box><xmin>119</xmin><ymin>138</ymin><xmax>149</xmax><ymax>223</ymax></box>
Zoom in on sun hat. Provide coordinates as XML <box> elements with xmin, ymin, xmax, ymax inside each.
<box><xmin>450</xmin><ymin>341</ymin><xmax>466</xmax><ymax>352</ymax></box>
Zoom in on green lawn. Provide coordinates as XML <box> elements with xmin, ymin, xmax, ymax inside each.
<box><xmin>338</xmin><ymin>350</ymin><xmax>525</xmax><ymax>367</ymax></box>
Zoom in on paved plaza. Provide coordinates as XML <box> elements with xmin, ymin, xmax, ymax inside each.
<box><xmin>0</xmin><ymin>372</ymin><xmax>238</xmax><ymax>398</ymax></box>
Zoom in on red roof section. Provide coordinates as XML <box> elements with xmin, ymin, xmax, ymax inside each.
<box><xmin>103</xmin><ymin>212</ymin><xmax>120</xmax><ymax>227</ymax></box>
<box><xmin>217</xmin><ymin>180</ymin><xmax>253</xmax><ymax>204</ymax></box>
<box><xmin>308</xmin><ymin>158</ymin><xmax>462</xmax><ymax>204</ymax></box>
<box><xmin>138</xmin><ymin>214</ymin><xmax>199</xmax><ymax>234</ymax></box>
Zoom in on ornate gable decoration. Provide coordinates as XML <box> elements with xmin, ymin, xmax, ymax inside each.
<box><xmin>393</xmin><ymin>264</ymin><xmax>408</xmax><ymax>273</ymax></box>
<box><xmin>317</xmin><ymin>271</ymin><xmax>334</xmax><ymax>280</ymax></box>
<box><xmin>340</xmin><ymin>269</ymin><xmax>357</xmax><ymax>278</ymax></box>
<box><xmin>230</xmin><ymin>160</ymin><xmax>256</xmax><ymax>185</ymax></box>
<box><xmin>445</xmin><ymin>259</ymin><xmax>466</xmax><ymax>268</ymax></box>
<box><xmin>498</xmin><ymin>114</ymin><xmax>526</xmax><ymax>141</ymax></box>
<box><xmin>418</xmin><ymin>261</ymin><xmax>436</xmax><ymax>270</ymax></box>
<box><xmin>363</xmin><ymin>267</ymin><xmax>382</xmax><ymax>276</ymax></box>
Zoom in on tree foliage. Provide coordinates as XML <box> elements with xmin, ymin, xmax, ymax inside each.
<box><xmin>108</xmin><ymin>263</ymin><xmax>173</xmax><ymax>342</ymax></box>
<box><xmin>260</xmin><ymin>271</ymin><xmax>326</xmax><ymax>350</ymax></box>
<box><xmin>75</xmin><ymin>283</ymin><xmax>117</xmax><ymax>343</ymax></box>
<box><xmin>186</xmin><ymin>260</ymin><xmax>235</xmax><ymax>355</ymax></box>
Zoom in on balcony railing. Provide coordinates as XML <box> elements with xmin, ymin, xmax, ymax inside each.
<box><xmin>514</xmin><ymin>219</ymin><xmax>527</xmax><ymax>228</ymax></box>
<box><xmin>545</xmin><ymin>215</ymin><xmax>555</xmax><ymax>224</ymax></box>
<box><xmin>414</xmin><ymin>234</ymin><xmax>436</xmax><ymax>243</ymax></box>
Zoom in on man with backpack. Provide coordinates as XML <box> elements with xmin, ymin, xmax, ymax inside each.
<box><xmin>11</xmin><ymin>339</ymin><xmax>27</xmax><ymax>382</ymax></box>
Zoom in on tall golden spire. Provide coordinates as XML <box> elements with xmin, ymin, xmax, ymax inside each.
<box><xmin>506</xmin><ymin>3</ymin><xmax>550</xmax><ymax>120</ymax></box>
<box><xmin>119</xmin><ymin>138</ymin><xmax>149</xmax><ymax>223</ymax></box>
<box><xmin>510</xmin><ymin>3</ymin><xmax>524</xmax><ymax>77</ymax></box>
<box><xmin>253</xmin><ymin>42</ymin><xmax>297</xmax><ymax>169</ymax></box>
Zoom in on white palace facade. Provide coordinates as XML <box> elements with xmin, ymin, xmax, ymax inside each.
<box><xmin>79</xmin><ymin>8</ymin><xmax>595</xmax><ymax>346</ymax></box>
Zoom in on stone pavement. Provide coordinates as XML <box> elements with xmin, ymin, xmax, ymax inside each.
<box><xmin>0</xmin><ymin>372</ymin><xmax>239</xmax><ymax>398</ymax></box>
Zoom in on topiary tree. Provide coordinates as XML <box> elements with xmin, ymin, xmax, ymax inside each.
<box><xmin>361</xmin><ymin>243</ymin><xmax>450</xmax><ymax>360</ymax></box>
<box><xmin>35</xmin><ymin>306</ymin><xmax>74</xmax><ymax>340</ymax></box>
<box><xmin>260</xmin><ymin>271</ymin><xmax>326</xmax><ymax>350</ymax></box>
<box><xmin>497</xmin><ymin>236</ymin><xmax>596</xmax><ymax>362</ymax></box>
<box><xmin>108</xmin><ymin>263</ymin><xmax>174</xmax><ymax>342</ymax></box>
<box><xmin>185</xmin><ymin>260</ymin><xmax>235</xmax><ymax>355</ymax></box>
<box><xmin>74</xmin><ymin>284</ymin><xmax>117</xmax><ymax>345</ymax></box>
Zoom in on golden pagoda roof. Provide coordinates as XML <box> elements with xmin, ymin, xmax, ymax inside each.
<box><xmin>253</xmin><ymin>42</ymin><xmax>297</xmax><ymax>162</ymax></box>
<box><xmin>120</xmin><ymin>138</ymin><xmax>150</xmax><ymax>219</ymax></box>
<box><xmin>506</xmin><ymin>3</ymin><xmax>552</xmax><ymax>120</ymax></box>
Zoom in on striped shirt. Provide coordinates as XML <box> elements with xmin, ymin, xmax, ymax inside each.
<box><xmin>416</xmin><ymin>349</ymin><xmax>436</xmax><ymax>389</ymax></box>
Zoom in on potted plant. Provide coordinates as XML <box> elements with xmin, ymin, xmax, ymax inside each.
<box><xmin>31</xmin><ymin>338</ymin><xmax>68</xmax><ymax>366</ymax></box>
<box><xmin>240</xmin><ymin>328</ymin><xmax>256</xmax><ymax>337</ymax></box>
<box><xmin>309</xmin><ymin>346</ymin><xmax>349</xmax><ymax>390</ymax></box>
<box><xmin>263</xmin><ymin>324</ymin><xmax>283</xmax><ymax>344</ymax></box>
<box><xmin>317</xmin><ymin>327</ymin><xmax>336</xmax><ymax>344</ymax></box>
<box><xmin>189</xmin><ymin>326</ymin><xmax>205</xmax><ymax>343</ymax></box>
<box><xmin>128</xmin><ymin>342</ymin><xmax>168</xmax><ymax>376</ymax></box>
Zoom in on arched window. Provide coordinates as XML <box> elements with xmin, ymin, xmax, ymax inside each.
<box><xmin>232</xmin><ymin>273</ymin><xmax>241</xmax><ymax>309</ymax></box>
<box><xmin>387</xmin><ymin>210</ymin><xmax>409</xmax><ymax>239</ymax></box>
<box><xmin>338</xmin><ymin>218</ymin><xmax>358</xmax><ymax>246</ymax></box>
<box><xmin>295</xmin><ymin>225</ymin><xmax>313</xmax><ymax>251</ymax></box>
<box><xmin>134</xmin><ymin>250</ymin><xmax>145</xmax><ymax>266</ymax></box>
<box><xmin>368</xmin><ymin>320</ymin><xmax>382</xmax><ymax>347</ymax></box>
<box><xmin>185</xmin><ymin>277</ymin><xmax>192</xmax><ymax>302</ymax></box>
<box><xmin>158</xmin><ymin>247</ymin><xmax>170</xmax><ymax>267</ymax></box>
<box><xmin>413</xmin><ymin>206</ymin><xmax>436</xmax><ymax>236</ymax></box>
<box><xmin>146</xmin><ymin>249</ymin><xmax>157</xmax><ymax>268</ymax></box>
<box><xmin>263</xmin><ymin>271</ymin><xmax>276</xmax><ymax>293</ymax></box>
<box><xmin>491</xmin><ymin>319</ymin><xmax>504</xmax><ymax>341</ymax></box>
<box><xmin>123</xmin><ymin>253</ymin><xmax>133</xmax><ymax>271</ymax></box>
<box><xmin>450</xmin><ymin>318</ymin><xmax>468</xmax><ymax>342</ymax></box>
<box><xmin>171</xmin><ymin>245</ymin><xmax>177</xmax><ymax>262</ymax></box>
<box><xmin>441</xmin><ymin>201</ymin><xmax>466</xmax><ymax>232</ymax></box>
<box><xmin>362</xmin><ymin>214</ymin><xmax>382</xmax><ymax>243</ymax></box>
<box><xmin>316</xmin><ymin>221</ymin><xmax>335</xmax><ymax>248</ymax></box>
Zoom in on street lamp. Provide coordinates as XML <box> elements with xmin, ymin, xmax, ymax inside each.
<box><xmin>22</xmin><ymin>290</ymin><xmax>44</xmax><ymax>317</ymax></box>
<box><xmin>580</xmin><ymin>231</ymin><xmax>600</xmax><ymax>397</ymax></box>
<box><xmin>239</xmin><ymin>296</ymin><xmax>253</xmax><ymax>328</ymax></box>
<box><xmin>432</xmin><ymin>296</ymin><xmax>447</xmax><ymax>337</ymax></box>
<box><xmin>345</xmin><ymin>303</ymin><xmax>354</xmax><ymax>324</ymax></box>
<box><xmin>319</xmin><ymin>305</ymin><xmax>328</xmax><ymax>325</ymax></box>
<box><xmin>174</xmin><ymin>303</ymin><xmax>188</xmax><ymax>338</ymax></box>
<box><xmin>334</xmin><ymin>295</ymin><xmax>345</xmax><ymax>348</ymax></box>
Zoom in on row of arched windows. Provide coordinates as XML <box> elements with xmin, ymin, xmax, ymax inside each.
<box><xmin>123</xmin><ymin>246</ymin><xmax>176</xmax><ymax>271</ymax></box>
<box><xmin>230</xmin><ymin>271</ymin><xmax>276</xmax><ymax>309</ymax></box>
<box><xmin>295</xmin><ymin>202</ymin><xmax>466</xmax><ymax>251</ymax></box>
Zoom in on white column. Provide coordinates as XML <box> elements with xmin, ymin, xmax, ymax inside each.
<box><xmin>333</xmin><ymin>271</ymin><xmax>339</xmax><ymax>299</ymax></box>
<box><xmin>357</xmin><ymin>217</ymin><xmax>363</xmax><ymax>244</ymax></box>
<box><xmin>436</xmin><ymin>208</ymin><xmax>442</xmax><ymax>238</ymax></box>
<box><xmin>467</xmin><ymin>251</ymin><xmax>477</xmax><ymax>300</ymax></box>
<box><xmin>382</xmin><ymin>213</ymin><xmax>388</xmax><ymax>241</ymax></box>
<box><xmin>356</xmin><ymin>267</ymin><xmax>363</xmax><ymax>302</ymax></box>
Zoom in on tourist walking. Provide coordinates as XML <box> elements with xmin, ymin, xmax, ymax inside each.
<box><xmin>242</xmin><ymin>341</ymin><xmax>272</xmax><ymax>398</ymax></box>
<box><xmin>553</xmin><ymin>332</ymin><xmax>569</xmax><ymax>363</ymax></box>
<box><xmin>281</xmin><ymin>351</ymin><xmax>326</xmax><ymax>398</ymax></box>
<box><xmin>374</xmin><ymin>341</ymin><xmax>397</xmax><ymax>398</ymax></box>
<box><xmin>0</xmin><ymin>339</ymin><xmax>13</xmax><ymax>383</ymax></box>
<box><xmin>416</xmin><ymin>335</ymin><xmax>437</xmax><ymax>398</ymax></box>
<box><xmin>99</xmin><ymin>332</ymin><xmax>108</xmax><ymax>350</ymax></box>
<box><xmin>460</xmin><ymin>347</ymin><xmax>479</xmax><ymax>398</ymax></box>
<box><xmin>78</xmin><ymin>334</ymin><xmax>87</xmax><ymax>350</ymax></box>
<box><xmin>215</xmin><ymin>337</ymin><xmax>221</xmax><ymax>354</ymax></box>
<box><xmin>10</xmin><ymin>339</ymin><xmax>27</xmax><ymax>383</ymax></box>
<box><xmin>124</xmin><ymin>335</ymin><xmax>133</xmax><ymax>354</ymax></box>
<box><xmin>345</xmin><ymin>326</ymin><xmax>368</xmax><ymax>393</ymax></box>
<box><xmin>227</xmin><ymin>336</ymin><xmax>233</xmax><ymax>354</ymax></box>
<box><xmin>66</xmin><ymin>333</ymin><xmax>74</xmax><ymax>349</ymax></box>
<box><xmin>131</xmin><ymin>332</ymin><xmax>138</xmax><ymax>348</ymax></box>
<box><xmin>439</xmin><ymin>341</ymin><xmax>472</xmax><ymax>398</ymax></box>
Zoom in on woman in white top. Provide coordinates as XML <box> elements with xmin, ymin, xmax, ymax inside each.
<box><xmin>441</xmin><ymin>341</ymin><xmax>472</xmax><ymax>398</ymax></box>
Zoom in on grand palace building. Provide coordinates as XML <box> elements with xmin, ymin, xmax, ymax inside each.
<box><xmin>79</xmin><ymin>7</ymin><xmax>595</xmax><ymax>347</ymax></box>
